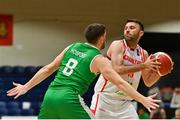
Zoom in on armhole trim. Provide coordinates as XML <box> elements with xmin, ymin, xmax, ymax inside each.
<box><xmin>90</xmin><ymin>54</ymin><xmax>101</xmax><ymax>75</ymax></box>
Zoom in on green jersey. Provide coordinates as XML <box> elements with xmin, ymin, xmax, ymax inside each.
<box><xmin>50</xmin><ymin>42</ymin><xmax>101</xmax><ymax>95</ymax></box>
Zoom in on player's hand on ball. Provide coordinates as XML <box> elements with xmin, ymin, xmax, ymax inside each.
<box><xmin>141</xmin><ymin>93</ymin><xmax>161</xmax><ymax>112</ymax></box>
<box><xmin>144</xmin><ymin>54</ymin><xmax>161</xmax><ymax>72</ymax></box>
<box><xmin>7</xmin><ymin>82</ymin><xmax>28</xmax><ymax>99</ymax></box>
<box><xmin>153</xmin><ymin>52</ymin><xmax>174</xmax><ymax>76</ymax></box>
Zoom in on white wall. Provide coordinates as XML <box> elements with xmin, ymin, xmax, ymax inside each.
<box><xmin>146</xmin><ymin>20</ymin><xmax>180</xmax><ymax>33</ymax></box>
<box><xmin>0</xmin><ymin>19</ymin><xmax>179</xmax><ymax>66</ymax></box>
<box><xmin>0</xmin><ymin>0</ymin><xmax>179</xmax><ymax>66</ymax></box>
<box><xmin>0</xmin><ymin>20</ymin><xmax>120</xmax><ymax>66</ymax></box>
<box><xmin>0</xmin><ymin>21</ymin><xmax>83</xmax><ymax>66</ymax></box>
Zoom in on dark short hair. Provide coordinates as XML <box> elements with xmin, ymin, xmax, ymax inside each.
<box><xmin>126</xmin><ymin>19</ymin><xmax>144</xmax><ymax>31</ymax></box>
<box><xmin>84</xmin><ymin>23</ymin><xmax>106</xmax><ymax>44</ymax></box>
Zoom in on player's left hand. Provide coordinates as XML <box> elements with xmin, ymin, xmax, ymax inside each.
<box><xmin>141</xmin><ymin>93</ymin><xmax>161</xmax><ymax>112</ymax></box>
<box><xmin>144</xmin><ymin>54</ymin><xmax>161</xmax><ymax>72</ymax></box>
<box><xmin>7</xmin><ymin>82</ymin><xmax>28</xmax><ymax>99</ymax></box>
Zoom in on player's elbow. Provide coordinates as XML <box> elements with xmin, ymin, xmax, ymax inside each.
<box><xmin>144</xmin><ymin>79</ymin><xmax>160</xmax><ymax>88</ymax></box>
<box><xmin>143</xmin><ymin>76</ymin><xmax>160</xmax><ymax>88</ymax></box>
<box><xmin>143</xmin><ymin>77</ymin><xmax>154</xmax><ymax>87</ymax></box>
<box><xmin>43</xmin><ymin>65</ymin><xmax>56</xmax><ymax>74</ymax></box>
<box><xmin>144</xmin><ymin>82</ymin><xmax>153</xmax><ymax>87</ymax></box>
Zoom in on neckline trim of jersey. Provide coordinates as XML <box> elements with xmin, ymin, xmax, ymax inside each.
<box><xmin>85</xmin><ymin>42</ymin><xmax>100</xmax><ymax>51</ymax></box>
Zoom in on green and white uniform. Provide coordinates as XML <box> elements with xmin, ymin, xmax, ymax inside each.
<box><xmin>38</xmin><ymin>42</ymin><xmax>101</xmax><ymax>119</ymax></box>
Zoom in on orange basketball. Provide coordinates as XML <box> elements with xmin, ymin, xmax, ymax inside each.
<box><xmin>153</xmin><ymin>52</ymin><xmax>173</xmax><ymax>76</ymax></box>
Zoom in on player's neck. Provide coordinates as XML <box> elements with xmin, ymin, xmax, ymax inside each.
<box><xmin>89</xmin><ymin>41</ymin><xmax>102</xmax><ymax>50</ymax></box>
<box><xmin>126</xmin><ymin>39</ymin><xmax>138</xmax><ymax>49</ymax></box>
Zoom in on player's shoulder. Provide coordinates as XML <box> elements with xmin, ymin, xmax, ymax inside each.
<box><xmin>111</xmin><ymin>39</ymin><xmax>125</xmax><ymax>47</ymax></box>
<box><xmin>112</xmin><ymin>39</ymin><xmax>124</xmax><ymax>43</ymax></box>
<box><xmin>108</xmin><ymin>39</ymin><xmax>125</xmax><ymax>54</ymax></box>
<box><xmin>92</xmin><ymin>54</ymin><xmax>108</xmax><ymax>66</ymax></box>
<box><xmin>142</xmin><ymin>48</ymin><xmax>149</xmax><ymax>57</ymax></box>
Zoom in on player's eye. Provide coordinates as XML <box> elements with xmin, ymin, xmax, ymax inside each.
<box><xmin>130</xmin><ymin>26</ymin><xmax>135</xmax><ymax>29</ymax></box>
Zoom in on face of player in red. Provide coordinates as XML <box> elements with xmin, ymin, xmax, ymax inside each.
<box><xmin>123</xmin><ymin>22</ymin><xmax>143</xmax><ymax>42</ymax></box>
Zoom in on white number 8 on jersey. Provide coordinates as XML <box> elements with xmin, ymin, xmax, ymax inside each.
<box><xmin>62</xmin><ymin>58</ymin><xmax>78</xmax><ymax>76</ymax></box>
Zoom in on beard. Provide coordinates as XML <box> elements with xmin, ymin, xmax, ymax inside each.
<box><xmin>124</xmin><ymin>35</ymin><xmax>131</xmax><ymax>41</ymax></box>
<box><xmin>124</xmin><ymin>33</ymin><xmax>139</xmax><ymax>41</ymax></box>
<box><xmin>123</xmin><ymin>35</ymin><xmax>133</xmax><ymax>41</ymax></box>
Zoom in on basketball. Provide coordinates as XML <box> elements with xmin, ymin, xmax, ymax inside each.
<box><xmin>153</xmin><ymin>52</ymin><xmax>173</xmax><ymax>76</ymax></box>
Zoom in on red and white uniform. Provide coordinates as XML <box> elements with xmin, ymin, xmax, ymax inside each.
<box><xmin>90</xmin><ymin>40</ymin><xmax>145</xmax><ymax>119</ymax></box>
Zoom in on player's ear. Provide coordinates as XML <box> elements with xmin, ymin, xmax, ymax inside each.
<box><xmin>139</xmin><ymin>31</ymin><xmax>144</xmax><ymax>37</ymax></box>
<box><xmin>100</xmin><ymin>35</ymin><xmax>105</xmax><ymax>43</ymax></box>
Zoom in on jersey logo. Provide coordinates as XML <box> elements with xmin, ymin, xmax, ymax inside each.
<box><xmin>123</xmin><ymin>55</ymin><xmax>141</xmax><ymax>64</ymax></box>
<box><xmin>70</xmin><ymin>49</ymin><xmax>86</xmax><ymax>58</ymax></box>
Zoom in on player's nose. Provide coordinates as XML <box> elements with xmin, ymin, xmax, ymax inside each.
<box><xmin>125</xmin><ymin>30</ymin><xmax>130</xmax><ymax>35</ymax></box>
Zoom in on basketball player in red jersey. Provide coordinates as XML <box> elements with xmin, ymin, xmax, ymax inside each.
<box><xmin>90</xmin><ymin>19</ymin><xmax>164</xmax><ymax>119</ymax></box>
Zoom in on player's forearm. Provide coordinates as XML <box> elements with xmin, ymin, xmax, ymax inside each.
<box><xmin>114</xmin><ymin>75</ymin><xmax>147</xmax><ymax>104</ymax></box>
<box><xmin>142</xmin><ymin>69</ymin><xmax>160</xmax><ymax>87</ymax></box>
<box><xmin>114</xmin><ymin>63</ymin><xmax>146</xmax><ymax>75</ymax></box>
<box><xmin>102</xmin><ymin>68</ymin><xmax>146</xmax><ymax>104</ymax></box>
<box><xmin>24</xmin><ymin>65</ymin><xmax>57</xmax><ymax>91</ymax></box>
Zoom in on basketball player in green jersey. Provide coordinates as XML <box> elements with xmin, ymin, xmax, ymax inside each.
<box><xmin>7</xmin><ymin>23</ymin><xmax>160</xmax><ymax>119</ymax></box>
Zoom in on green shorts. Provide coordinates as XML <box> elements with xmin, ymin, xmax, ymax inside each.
<box><xmin>38</xmin><ymin>86</ymin><xmax>92</xmax><ymax>119</ymax></box>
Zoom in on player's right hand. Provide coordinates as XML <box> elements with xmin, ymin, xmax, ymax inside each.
<box><xmin>7</xmin><ymin>82</ymin><xmax>28</xmax><ymax>99</ymax></box>
<box><xmin>141</xmin><ymin>93</ymin><xmax>161</xmax><ymax>112</ymax></box>
<box><xmin>144</xmin><ymin>54</ymin><xmax>161</xmax><ymax>72</ymax></box>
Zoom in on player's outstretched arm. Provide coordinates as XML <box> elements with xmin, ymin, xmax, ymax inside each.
<box><xmin>91</xmin><ymin>55</ymin><xmax>160</xmax><ymax>112</ymax></box>
<box><xmin>7</xmin><ymin>48</ymin><xmax>67</xmax><ymax>99</ymax></box>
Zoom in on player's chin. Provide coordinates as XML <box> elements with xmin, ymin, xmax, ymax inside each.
<box><xmin>124</xmin><ymin>36</ymin><xmax>131</xmax><ymax>40</ymax></box>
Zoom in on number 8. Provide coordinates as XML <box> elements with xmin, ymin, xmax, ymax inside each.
<box><xmin>62</xmin><ymin>58</ymin><xmax>78</xmax><ymax>76</ymax></box>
